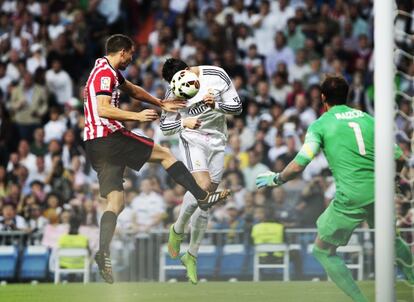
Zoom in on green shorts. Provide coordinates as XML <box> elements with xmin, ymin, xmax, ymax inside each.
<box><xmin>316</xmin><ymin>201</ymin><xmax>374</xmax><ymax>246</ymax></box>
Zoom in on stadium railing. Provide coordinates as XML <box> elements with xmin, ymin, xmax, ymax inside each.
<box><xmin>1</xmin><ymin>228</ymin><xmax>412</xmax><ymax>282</ymax></box>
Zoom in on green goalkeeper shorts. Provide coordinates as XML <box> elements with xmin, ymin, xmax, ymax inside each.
<box><xmin>316</xmin><ymin>201</ymin><xmax>374</xmax><ymax>246</ymax></box>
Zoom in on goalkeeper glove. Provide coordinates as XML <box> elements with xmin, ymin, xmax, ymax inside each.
<box><xmin>256</xmin><ymin>171</ymin><xmax>285</xmax><ymax>189</ymax></box>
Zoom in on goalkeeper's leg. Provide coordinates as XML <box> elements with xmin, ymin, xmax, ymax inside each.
<box><xmin>313</xmin><ymin>236</ymin><xmax>368</xmax><ymax>302</ymax></box>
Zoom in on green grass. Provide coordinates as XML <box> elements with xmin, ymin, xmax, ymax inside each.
<box><xmin>0</xmin><ymin>281</ymin><xmax>412</xmax><ymax>302</ymax></box>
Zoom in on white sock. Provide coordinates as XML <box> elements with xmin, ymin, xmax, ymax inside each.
<box><xmin>174</xmin><ymin>192</ymin><xmax>198</xmax><ymax>234</ymax></box>
<box><xmin>188</xmin><ymin>208</ymin><xmax>208</xmax><ymax>257</ymax></box>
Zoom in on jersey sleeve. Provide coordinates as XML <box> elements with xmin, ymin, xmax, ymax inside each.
<box><xmin>211</xmin><ymin>68</ymin><xmax>242</xmax><ymax>115</ymax></box>
<box><xmin>214</xmin><ymin>82</ymin><xmax>243</xmax><ymax>115</ymax></box>
<box><xmin>93</xmin><ymin>69</ymin><xmax>115</xmax><ymax>96</ymax></box>
<box><xmin>160</xmin><ymin>88</ymin><xmax>183</xmax><ymax>136</ymax></box>
<box><xmin>294</xmin><ymin>121</ymin><xmax>323</xmax><ymax>166</ymax></box>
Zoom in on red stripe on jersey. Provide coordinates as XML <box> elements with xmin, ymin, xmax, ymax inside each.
<box><xmin>84</xmin><ymin>57</ymin><xmax>125</xmax><ymax>141</ymax></box>
<box><xmin>84</xmin><ymin>58</ymin><xmax>106</xmax><ymax>140</ymax></box>
<box><xmin>120</xmin><ymin>129</ymin><xmax>154</xmax><ymax>147</ymax></box>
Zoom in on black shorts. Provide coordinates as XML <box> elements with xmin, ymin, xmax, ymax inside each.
<box><xmin>85</xmin><ymin>129</ymin><xmax>154</xmax><ymax>198</ymax></box>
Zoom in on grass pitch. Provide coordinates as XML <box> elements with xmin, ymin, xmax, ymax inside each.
<box><xmin>0</xmin><ymin>281</ymin><xmax>412</xmax><ymax>302</ymax></box>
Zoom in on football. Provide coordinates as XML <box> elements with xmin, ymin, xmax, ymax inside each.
<box><xmin>170</xmin><ymin>69</ymin><xmax>200</xmax><ymax>99</ymax></box>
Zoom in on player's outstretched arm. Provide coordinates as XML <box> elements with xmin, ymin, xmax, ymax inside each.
<box><xmin>256</xmin><ymin>132</ymin><xmax>321</xmax><ymax>189</ymax></box>
<box><xmin>256</xmin><ymin>161</ymin><xmax>306</xmax><ymax>189</ymax></box>
<box><xmin>120</xmin><ymin>80</ymin><xmax>186</xmax><ymax>112</ymax></box>
<box><xmin>96</xmin><ymin>95</ymin><xmax>159</xmax><ymax>122</ymax></box>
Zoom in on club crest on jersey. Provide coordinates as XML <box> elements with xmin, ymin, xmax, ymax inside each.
<box><xmin>188</xmin><ymin>102</ymin><xmax>209</xmax><ymax>116</ymax></box>
<box><xmin>100</xmin><ymin>77</ymin><xmax>111</xmax><ymax>90</ymax></box>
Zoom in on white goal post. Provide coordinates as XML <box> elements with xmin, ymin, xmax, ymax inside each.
<box><xmin>374</xmin><ymin>1</ymin><xmax>395</xmax><ymax>301</ymax></box>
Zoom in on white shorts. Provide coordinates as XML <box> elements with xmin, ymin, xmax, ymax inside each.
<box><xmin>179</xmin><ymin>131</ymin><xmax>225</xmax><ymax>184</ymax></box>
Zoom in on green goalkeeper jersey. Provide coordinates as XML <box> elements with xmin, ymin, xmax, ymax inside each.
<box><xmin>294</xmin><ymin>105</ymin><xmax>402</xmax><ymax>210</ymax></box>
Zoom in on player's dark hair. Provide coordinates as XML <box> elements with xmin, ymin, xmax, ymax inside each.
<box><xmin>105</xmin><ymin>34</ymin><xmax>134</xmax><ymax>54</ymax></box>
<box><xmin>320</xmin><ymin>75</ymin><xmax>349</xmax><ymax>106</ymax></box>
<box><xmin>162</xmin><ymin>58</ymin><xmax>189</xmax><ymax>82</ymax></box>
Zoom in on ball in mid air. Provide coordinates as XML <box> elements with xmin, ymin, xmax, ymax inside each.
<box><xmin>170</xmin><ymin>70</ymin><xmax>200</xmax><ymax>99</ymax></box>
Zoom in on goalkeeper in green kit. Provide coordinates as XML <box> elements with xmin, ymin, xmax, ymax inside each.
<box><xmin>256</xmin><ymin>75</ymin><xmax>413</xmax><ymax>302</ymax></box>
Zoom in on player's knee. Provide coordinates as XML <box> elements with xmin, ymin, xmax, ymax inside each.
<box><xmin>160</xmin><ymin>146</ymin><xmax>173</xmax><ymax>158</ymax></box>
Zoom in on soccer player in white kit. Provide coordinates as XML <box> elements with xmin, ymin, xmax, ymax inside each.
<box><xmin>161</xmin><ymin>58</ymin><xmax>242</xmax><ymax>284</ymax></box>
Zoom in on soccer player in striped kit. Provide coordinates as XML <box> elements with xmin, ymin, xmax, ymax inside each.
<box><xmin>160</xmin><ymin>58</ymin><xmax>242</xmax><ymax>284</ymax></box>
<box><xmin>84</xmin><ymin>35</ymin><xmax>231</xmax><ymax>284</ymax></box>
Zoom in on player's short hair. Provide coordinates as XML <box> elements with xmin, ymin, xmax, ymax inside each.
<box><xmin>320</xmin><ymin>75</ymin><xmax>349</xmax><ymax>105</ymax></box>
<box><xmin>105</xmin><ymin>34</ymin><xmax>134</xmax><ymax>54</ymax></box>
<box><xmin>162</xmin><ymin>58</ymin><xmax>189</xmax><ymax>82</ymax></box>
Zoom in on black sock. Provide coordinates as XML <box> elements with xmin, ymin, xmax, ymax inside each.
<box><xmin>166</xmin><ymin>161</ymin><xmax>207</xmax><ymax>200</ymax></box>
<box><xmin>99</xmin><ymin>211</ymin><xmax>117</xmax><ymax>253</ymax></box>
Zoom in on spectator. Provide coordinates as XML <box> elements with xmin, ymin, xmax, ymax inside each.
<box><xmin>214</xmin><ymin>202</ymin><xmax>245</xmax><ymax>243</ymax></box>
<box><xmin>10</xmin><ymin>71</ymin><xmax>48</xmax><ymax>141</ymax></box>
<box><xmin>116</xmin><ymin>191</ymin><xmax>137</xmax><ymax>235</ymax></box>
<box><xmin>26</xmin><ymin>43</ymin><xmax>46</xmax><ymax>74</ymax></box>
<box><xmin>283</xmin><ymin>93</ymin><xmax>317</xmax><ymax>128</ymax></box>
<box><xmin>242</xmin><ymin>149</ymin><xmax>269</xmax><ymax>192</ymax></box>
<box><xmin>47</xmin><ymin>12</ymin><xmax>65</xmax><ymax>40</ymax></box>
<box><xmin>296</xmin><ymin>177</ymin><xmax>325</xmax><ymax>227</ymax></box>
<box><xmin>45</xmin><ymin>59</ymin><xmax>73</xmax><ymax>106</ymax></box>
<box><xmin>251</xmin><ymin>0</ymin><xmax>279</xmax><ymax>56</ymax></box>
<box><xmin>225</xmin><ymin>134</ymin><xmax>249</xmax><ymax>169</ymax></box>
<box><xmin>45</xmin><ymin>156</ymin><xmax>72</xmax><ymax>203</ymax></box>
<box><xmin>61</xmin><ymin>129</ymin><xmax>82</xmax><ymax>170</ymax></box>
<box><xmin>80</xmin><ymin>199</ymin><xmax>98</xmax><ymax>227</ymax></box>
<box><xmin>255</xmin><ymin>80</ymin><xmax>276</xmax><ymax>110</ymax></box>
<box><xmin>0</xmin><ymin>202</ymin><xmax>28</xmax><ymax>231</ymax></box>
<box><xmin>43</xmin><ymin>193</ymin><xmax>62</xmax><ymax>224</ymax></box>
<box><xmin>17</xmin><ymin>139</ymin><xmax>37</xmax><ymax>174</ymax></box>
<box><xmin>265</xmin><ymin>31</ymin><xmax>295</xmax><ymax>78</ymax></box>
<box><xmin>0</xmin><ymin>62</ymin><xmax>12</xmax><ymax>97</ymax></box>
<box><xmin>163</xmin><ymin>188</ymin><xmax>178</xmax><ymax>227</ymax></box>
<box><xmin>26</xmin><ymin>202</ymin><xmax>48</xmax><ymax>233</ymax></box>
<box><xmin>285</xmin><ymin>18</ymin><xmax>305</xmax><ymax>52</ymax></box>
<box><xmin>131</xmin><ymin>179</ymin><xmax>165</xmax><ymax>233</ymax></box>
<box><xmin>30</xmin><ymin>128</ymin><xmax>47</xmax><ymax>156</ymax></box>
<box><xmin>269</xmin><ymin>71</ymin><xmax>292</xmax><ymax>106</ymax></box>
<box><xmin>271</xmin><ymin>187</ymin><xmax>299</xmax><ymax>227</ymax></box>
<box><xmin>288</xmin><ymin>49</ymin><xmax>311</xmax><ymax>83</ymax></box>
<box><xmin>44</xmin><ymin>107</ymin><xmax>67</xmax><ymax>143</ymax></box>
<box><xmin>6</xmin><ymin>49</ymin><xmax>21</xmax><ymax>82</ymax></box>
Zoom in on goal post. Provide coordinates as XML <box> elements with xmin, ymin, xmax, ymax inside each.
<box><xmin>374</xmin><ymin>1</ymin><xmax>395</xmax><ymax>301</ymax></box>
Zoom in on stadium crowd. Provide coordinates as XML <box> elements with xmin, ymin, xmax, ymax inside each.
<box><xmin>0</xmin><ymin>0</ymin><xmax>412</xmax><ymax>246</ymax></box>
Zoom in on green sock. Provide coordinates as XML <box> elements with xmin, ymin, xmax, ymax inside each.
<box><xmin>396</xmin><ymin>236</ymin><xmax>414</xmax><ymax>283</ymax></box>
<box><xmin>312</xmin><ymin>245</ymin><xmax>368</xmax><ymax>302</ymax></box>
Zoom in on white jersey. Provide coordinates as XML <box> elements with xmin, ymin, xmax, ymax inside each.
<box><xmin>160</xmin><ymin>66</ymin><xmax>242</xmax><ymax>141</ymax></box>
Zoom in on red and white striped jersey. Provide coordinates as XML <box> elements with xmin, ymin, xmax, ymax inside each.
<box><xmin>83</xmin><ymin>57</ymin><xmax>126</xmax><ymax>141</ymax></box>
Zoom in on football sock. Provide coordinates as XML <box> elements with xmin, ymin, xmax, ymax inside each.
<box><xmin>313</xmin><ymin>245</ymin><xmax>368</xmax><ymax>302</ymax></box>
<box><xmin>396</xmin><ymin>236</ymin><xmax>414</xmax><ymax>282</ymax></box>
<box><xmin>166</xmin><ymin>161</ymin><xmax>207</xmax><ymax>200</ymax></box>
<box><xmin>99</xmin><ymin>211</ymin><xmax>117</xmax><ymax>253</ymax></box>
<box><xmin>188</xmin><ymin>208</ymin><xmax>208</xmax><ymax>257</ymax></box>
<box><xmin>174</xmin><ymin>192</ymin><xmax>198</xmax><ymax>234</ymax></box>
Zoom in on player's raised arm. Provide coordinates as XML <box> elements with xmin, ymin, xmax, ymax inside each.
<box><xmin>96</xmin><ymin>94</ymin><xmax>159</xmax><ymax>122</ymax></box>
<box><xmin>119</xmin><ymin>80</ymin><xmax>186</xmax><ymax>112</ymax></box>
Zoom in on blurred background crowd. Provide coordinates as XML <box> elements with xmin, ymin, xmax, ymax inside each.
<box><xmin>0</xmin><ymin>0</ymin><xmax>412</xmax><ymax>246</ymax></box>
